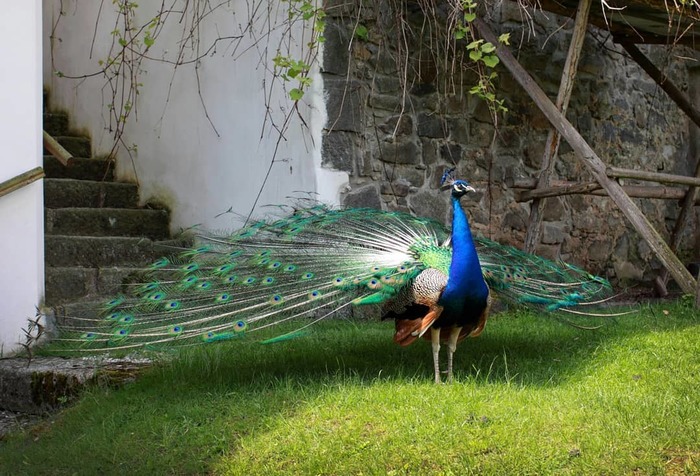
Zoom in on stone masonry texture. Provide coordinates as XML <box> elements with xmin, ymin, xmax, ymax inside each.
<box><xmin>319</xmin><ymin>0</ymin><xmax>700</xmax><ymax>288</ymax></box>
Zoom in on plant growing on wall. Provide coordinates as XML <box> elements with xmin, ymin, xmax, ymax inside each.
<box><xmin>49</xmin><ymin>0</ymin><xmax>327</xmax><ymax>181</ymax></box>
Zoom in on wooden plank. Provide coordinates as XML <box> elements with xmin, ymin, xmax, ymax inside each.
<box><xmin>607</xmin><ymin>166</ymin><xmax>700</xmax><ymax>187</ymax></box>
<box><xmin>0</xmin><ymin>167</ymin><xmax>45</xmax><ymax>199</ymax></box>
<box><xmin>474</xmin><ymin>18</ymin><xmax>697</xmax><ymax>294</ymax></box>
<box><xmin>524</xmin><ymin>0</ymin><xmax>592</xmax><ymax>253</ymax></box>
<box><xmin>654</xmin><ymin>157</ymin><xmax>700</xmax><ymax>296</ymax></box>
<box><xmin>620</xmin><ymin>42</ymin><xmax>700</xmax><ymax>129</ymax></box>
<box><xmin>515</xmin><ymin>182</ymin><xmax>700</xmax><ymax>202</ymax></box>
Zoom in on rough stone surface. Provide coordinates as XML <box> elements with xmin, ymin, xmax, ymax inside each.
<box><xmin>343</xmin><ymin>184</ymin><xmax>382</xmax><ymax>209</ymax></box>
<box><xmin>319</xmin><ymin>6</ymin><xmax>699</xmax><ymax>287</ymax></box>
<box><xmin>322</xmin><ymin>131</ymin><xmax>357</xmax><ymax>173</ymax></box>
<box><xmin>0</xmin><ymin>357</ymin><xmax>150</xmax><ymax>415</ymax></box>
<box><xmin>325</xmin><ymin>78</ymin><xmax>364</xmax><ymax>133</ymax></box>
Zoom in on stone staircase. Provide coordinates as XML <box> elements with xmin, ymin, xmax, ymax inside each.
<box><xmin>0</xmin><ymin>95</ymin><xmax>173</xmax><ymax>432</ymax></box>
<box><xmin>42</xmin><ymin>95</ymin><xmax>172</xmax><ymax>305</ymax></box>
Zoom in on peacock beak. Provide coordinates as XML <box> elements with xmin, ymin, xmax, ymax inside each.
<box><xmin>465</xmin><ymin>185</ymin><xmax>475</xmax><ymax>193</ymax></box>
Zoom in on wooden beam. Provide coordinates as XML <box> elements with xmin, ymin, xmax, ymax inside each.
<box><xmin>515</xmin><ymin>181</ymin><xmax>700</xmax><ymax>202</ymax></box>
<box><xmin>620</xmin><ymin>42</ymin><xmax>700</xmax><ymax>130</ymax></box>
<box><xmin>606</xmin><ymin>166</ymin><xmax>700</xmax><ymax>187</ymax></box>
<box><xmin>0</xmin><ymin>167</ymin><xmax>45</xmax><ymax>199</ymax></box>
<box><xmin>474</xmin><ymin>18</ymin><xmax>697</xmax><ymax>294</ymax></box>
<box><xmin>43</xmin><ymin>130</ymin><xmax>73</xmax><ymax>166</ymax></box>
<box><xmin>524</xmin><ymin>0</ymin><xmax>592</xmax><ymax>253</ymax></box>
<box><xmin>656</xmin><ymin>69</ymin><xmax>700</xmax><ymax>298</ymax></box>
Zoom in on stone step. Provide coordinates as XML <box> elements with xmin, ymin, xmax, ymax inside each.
<box><xmin>45</xmin><ymin>235</ymin><xmax>177</xmax><ymax>267</ymax></box>
<box><xmin>45</xmin><ymin>266</ymin><xmax>146</xmax><ymax>305</ymax></box>
<box><xmin>0</xmin><ymin>357</ymin><xmax>150</xmax><ymax>414</ymax></box>
<box><xmin>44</xmin><ymin>156</ymin><xmax>115</xmax><ymax>181</ymax></box>
<box><xmin>44</xmin><ymin>136</ymin><xmax>91</xmax><ymax>157</ymax></box>
<box><xmin>43</xmin><ymin>112</ymin><xmax>70</xmax><ymax>137</ymax></box>
<box><xmin>45</xmin><ymin>208</ymin><xmax>169</xmax><ymax>239</ymax></box>
<box><xmin>44</xmin><ymin>178</ymin><xmax>139</xmax><ymax>209</ymax></box>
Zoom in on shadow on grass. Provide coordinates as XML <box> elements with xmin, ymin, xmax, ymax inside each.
<box><xmin>1</xmin><ymin>301</ymin><xmax>697</xmax><ymax>475</ymax></box>
<box><xmin>158</xmin><ymin>300</ymin><xmax>698</xmax><ymax>389</ymax></box>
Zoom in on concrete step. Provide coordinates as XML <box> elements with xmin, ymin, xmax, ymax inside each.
<box><xmin>45</xmin><ymin>208</ymin><xmax>169</xmax><ymax>239</ymax></box>
<box><xmin>44</xmin><ymin>156</ymin><xmax>115</xmax><ymax>181</ymax></box>
<box><xmin>44</xmin><ymin>136</ymin><xmax>91</xmax><ymax>157</ymax></box>
<box><xmin>0</xmin><ymin>357</ymin><xmax>150</xmax><ymax>414</ymax></box>
<box><xmin>45</xmin><ymin>235</ymin><xmax>177</xmax><ymax>267</ymax></box>
<box><xmin>45</xmin><ymin>266</ymin><xmax>146</xmax><ymax>305</ymax></box>
<box><xmin>44</xmin><ymin>178</ymin><xmax>139</xmax><ymax>209</ymax></box>
<box><xmin>43</xmin><ymin>112</ymin><xmax>70</xmax><ymax>137</ymax></box>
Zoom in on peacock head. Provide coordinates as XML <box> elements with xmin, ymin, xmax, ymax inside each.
<box><xmin>439</xmin><ymin>168</ymin><xmax>475</xmax><ymax>198</ymax></box>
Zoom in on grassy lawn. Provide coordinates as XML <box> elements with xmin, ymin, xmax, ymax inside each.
<box><xmin>1</xmin><ymin>300</ymin><xmax>699</xmax><ymax>475</ymax></box>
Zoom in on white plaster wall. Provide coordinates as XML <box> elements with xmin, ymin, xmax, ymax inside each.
<box><xmin>43</xmin><ymin>1</ymin><xmax>347</xmax><ymax>232</ymax></box>
<box><xmin>0</xmin><ymin>1</ymin><xmax>44</xmax><ymax>355</ymax></box>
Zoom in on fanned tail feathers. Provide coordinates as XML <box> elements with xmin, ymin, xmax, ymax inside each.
<box><xmin>476</xmin><ymin>237</ymin><xmax>613</xmax><ymax>313</ymax></box>
<box><xmin>47</xmin><ymin>205</ymin><xmax>617</xmax><ymax>355</ymax></box>
<box><xmin>49</xmin><ymin>207</ymin><xmax>444</xmax><ymax>353</ymax></box>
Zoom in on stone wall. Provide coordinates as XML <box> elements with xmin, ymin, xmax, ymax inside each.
<box><xmin>320</xmin><ymin>0</ymin><xmax>699</xmax><ymax>288</ymax></box>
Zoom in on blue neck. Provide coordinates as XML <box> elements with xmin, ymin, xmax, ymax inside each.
<box><xmin>439</xmin><ymin>195</ymin><xmax>489</xmax><ymax>308</ymax></box>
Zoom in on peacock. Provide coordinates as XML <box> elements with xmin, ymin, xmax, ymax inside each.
<box><xmin>46</xmin><ymin>170</ymin><xmax>614</xmax><ymax>383</ymax></box>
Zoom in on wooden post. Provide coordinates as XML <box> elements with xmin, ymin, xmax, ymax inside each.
<box><xmin>474</xmin><ymin>18</ymin><xmax>697</xmax><ymax>294</ymax></box>
<box><xmin>43</xmin><ymin>130</ymin><xmax>73</xmax><ymax>166</ymax></box>
<box><xmin>524</xmin><ymin>0</ymin><xmax>592</xmax><ymax>253</ymax></box>
<box><xmin>655</xmin><ymin>69</ymin><xmax>700</xmax><ymax>299</ymax></box>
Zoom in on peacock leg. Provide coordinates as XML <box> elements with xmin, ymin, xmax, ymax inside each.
<box><xmin>446</xmin><ymin>326</ymin><xmax>462</xmax><ymax>383</ymax></box>
<box><xmin>431</xmin><ymin>327</ymin><xmax>441</xmax><ymax>384</ymax></box>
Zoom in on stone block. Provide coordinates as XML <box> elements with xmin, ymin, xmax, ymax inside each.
<box><xmin>439</xmin><ymin>143</ymin><xmax>463</xmax><ymax>164</ymax></box>
<box><xmin>417</xmin><ymin>113</ymin><xmax>447</xmax><ymax>138</ymax></box>
<box><xmin>322</xmin><ymin>21</ymin><xmax>351</xmax><ymax>75</ymax></box>
<box><xmin>588</xmin><ymin>238</ymin><xmax>613</xmax><ymax>261</ymax></box>
<box><xmin>542</xmin><ymin>222</ymin><xmax>567</xmax><ymax>245</ymax></box>
<box><xmin>377</xmin><ymin>139</ymin><xmax>419</xmax><ymax>165</ymax></box>
<box><xmin>380</xmin><ymin>178</ymin><xmax>411</xmax><ymax>197</ymax></box>
<box><xmin>373</xmin><ymin>75</ymin><xmax>401</xmax><ymax>94</ymax></box>
<box><xmin>322</xmin><ymin>131</ymin><xmax>357</xmax><ymax>173</ymax></box>
<box><xmin>368</xmin><ymin>93</ymin><xmax>404</xmax><ymax>112</ymax></box>
<box><xmin>613</xmin><ymin>260</ymin><xmax>644</xmax><ymax>282</ymax></box>
<box><xmin>343</xmin><ymin>184</ymin><xmax>382</xmax><ymax>209</ymax></box>
<box><xmin>378</xmin><ymin>114</ymin><xmax>413</xmax><ymax>136</ymax></box>
<box><xmin>325</xmin><ymin>78</ymin><xmax>364</xmax><ymax>132</ymax></box>
<box><xmin>410</xmin><ymin>190</ymin><xmax>448</xmax><ymax>223</ymax></box>
<box><xmin>420</xmin><ymin>138</ymin><xmax>438</xmax><ymax>166</ymax></box>
<box><xmin>381</xmin><ymin>164</ymin><xmax>425</xmax><ymax>187</ymax></box>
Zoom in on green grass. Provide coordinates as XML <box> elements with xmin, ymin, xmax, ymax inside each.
<box><xmin>1</xmin><ymin>301</ymin><xmax>699</xmax><ymax>475</ymax></box>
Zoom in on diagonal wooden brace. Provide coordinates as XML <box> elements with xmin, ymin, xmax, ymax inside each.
<box><xmin>474</xmin><ymin>18</ymin><xmax>697</xmax><ymax>294</ymax></box>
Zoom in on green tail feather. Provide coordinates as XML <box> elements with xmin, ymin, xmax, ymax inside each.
<box><xmin>46</xmin><ymin>204</ymin><xmax>615</xmax><ymax>355</ymax></box>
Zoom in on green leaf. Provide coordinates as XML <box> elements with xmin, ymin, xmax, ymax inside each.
<box><xmin>355</xmin><ymin>24</ymin><xmax>368</xmax><ymax>40</ymax></box>
<box><xmin>289</xmin><ymin>88</ymin><xmax>304</xmax><ymax>101</ymax></box>
<box><xmin>469</xmin><ymin>50</ymin><xmax>482</xmax><ymax>61</ymax></box>
<box><xmin>118</xmin><ymin>38</ymin><xmax>127</xmax><ymax>47</ymax></box>
<box><xmin>466</xmin><ymin>39</ymin><xmax>483</xmax><ymax>50</ymax></box>
<box><xmin>480</xmin><ymin>42</ymin><xmax>496</xmax><ymax>53</ymax></box>
<box><xmin>144</xmin><ymin>35</ymin><xmax>154</xmax><ymax>47</ymax></box>
<box><xmin>464</xmin><ymin>12</ymin><xmax>476</xmax><ymax>22</ymax></box>
<box><xmin>498</xmin><ymin>33</ymin><xmax>511</xmax><ymax>45</ymax></box>
<box><xmin>482</xmin><ymin>55</ymin><xmax>500</xmax><ymax>68</ymax></box>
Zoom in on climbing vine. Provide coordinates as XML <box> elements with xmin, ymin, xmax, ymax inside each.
<box><xmin>49</xmin><ymin>0</ymin><xmax>327</xmax><ymax>178</ymax></box>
